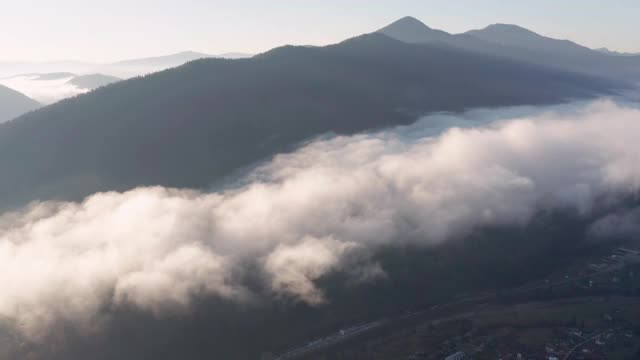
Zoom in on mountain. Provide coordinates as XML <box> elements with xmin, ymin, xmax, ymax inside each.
<box><xmin>595</xmin><ymin>47</ymin><xmax>640</xmax><ymax>57</ymax></box>
<box><xmin>218</xmin><ymin>52</ymin><xmax>253</xmax><ymax>59</ymax></box>
<box><xmin>0</xmin><ymin>32</ymin><xmax>622</xmax><ymax>210</ymax></box>
<box><xmin>90</xmin><ymin>51</ymin><xmax>213</xmax><ymax>78</ymax></box>
<box><xmin>464</xmin><ymin>23</ymin><xmax>594</xmax><ymax>55</ymax></box>
<box><xmin>377</xmin><ymin>15</ymin><xmax>452</xmax><ymax>44</ymax></box>
<box><xmin>0</xmin><ymin>72</ymin><xmax>121</xmax><ymax>104</ymax></box>
<box><xmin>0</xmin><ymin>60</ymin><xmax>95</xmax><ymax>78</ymax></box>
<box><xmin>68</xmin><ymin>74</ymin><xmax>121</xmax><ymax>90</ymax></box>
<box><xmin>464</xmin><ymin>24</ymin><xmax>640</xmax><ymax>79</ymax></box>
<box><xmin>0</xmin><ymin>85</ymin><xmax>40</xmax><ymax>123</ymax></box>
<box><xmin>109</xmin><ymin>51</ymin><xmax>212</xmax><ymax>68</ymax></box>
<box><xmin>0</xmin><ymin>52</ymin><xmax>253</xmax><ymax>80</ymax></box>
<box><xmin>378</xmin><ymin>17</ymin><xmax>640</xmax><ymax>80</ymax></box>
<box><xmin>33</xmin><ymin>72</ymin><xmax>77</xmax><ymax>80</ymax></box>
<box><xmin>102</xmin><ymin>51</ymin><xmax>254</xmax><ymax>77</ymax></box>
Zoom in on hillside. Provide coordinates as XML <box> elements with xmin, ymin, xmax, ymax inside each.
<box><xmin>596</xmin><ymin>47</ymin><xmax>640</xmax><ymax>56</ymax></box>
<box><xmin>69</xmin><ymin>73</ymin><xmax>121</xmax><ymax>89</ymax></box>
<box><xmin>0</xmin><ymin>85</ymin><xmax>40</xmax><ymax>123</ymax></box>
<box><xmin>0</xmin><ymin>33</ymin><xmax>623</xmax><ymax>210</ymax></box>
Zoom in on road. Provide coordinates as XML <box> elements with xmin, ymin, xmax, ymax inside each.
<box><xmin>561</xmin><ymin>329</ymin><xmax>616</xmax><ymax>360</ymax></box>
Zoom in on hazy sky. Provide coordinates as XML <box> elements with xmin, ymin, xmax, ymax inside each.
<box><xmin>2</xmin><ymin>0</ymin><xmax>639</xmax><ymax>62</ymax></box>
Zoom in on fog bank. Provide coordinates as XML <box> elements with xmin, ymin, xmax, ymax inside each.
<box><xmin>1</xmin><ymin>99</ymin><xmax>639</xmax><ymax>339</ymax></box>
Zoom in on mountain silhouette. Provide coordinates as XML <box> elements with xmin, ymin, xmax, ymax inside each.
<box><xmin>0</xmin><ymin>52</ymin><xmax>254</xmax><ymax>79</ymax></box>
<box><xmin>69</xmin><ymin>74</ymin><xmax>121</xmax><ymax>90</ymax></box>
<box><xmin>0</xmin><ymin>85</ymin><xmax>40</xmax><ymax>123</ymax></box>
<box><xmin>595</xmin><ymin>47</ymin><xmax>640</xmax><ymax>57</ymax></box>
<box><xmin>377</xmin><ymin>16</ymin><xmax>452</xmax><ymax>43</ymax></box>
<box><xmin>379</xmin><ymin>17</ymin><xmax>640</xmax><ymax>80</ymax></box>
<box><xmin>110</xmin><ymin>51</ymin><xmax>213</xmax><ymax>68</ymax></box>
<box><xmin>34</xmin><ymin>72</ymin><xmax>77</xmax><ymax>80</ymax></box>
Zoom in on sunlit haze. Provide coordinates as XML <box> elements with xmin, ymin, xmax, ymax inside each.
<box><xmin>1</xmin><ymin>0</ymin><xmax>639</xmax><ymax>62</ymax></box>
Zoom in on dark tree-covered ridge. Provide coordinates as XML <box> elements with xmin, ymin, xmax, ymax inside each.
<box><xmin>0</xmin><ymin>33</ymin><xmax>624</xmax><ymax>209</ymax></box>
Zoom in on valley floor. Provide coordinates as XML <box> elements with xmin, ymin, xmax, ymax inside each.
<box><xmin>275</xmin><ymin>246</ymin><xmax>640</xmax><ymax>360</ymax></box>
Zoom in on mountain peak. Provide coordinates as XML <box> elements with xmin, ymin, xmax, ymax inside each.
<box><xmin>465</xmin><ymin>23</ymin><xmax>596</xmax><ymax>56</ymax></box>
<box><xmin>464</xmin><ymin>23</ymin><xmax>548</xmax><ymax>44</ymax></box>
<box><xmin>380</xmin><ymin>16</ymin><xmax>431</xmax><ymax>32</ymax></box>
<box><xmin>378</xmin><ymin>16</ymin><xmax>451</xmax><ymax>44</ymax></box>
<box><xmin>482</xmin><ymin>23</ymin><xmax>539</xmax><ymax>36</ymax></box>
<box><xmin>395</xmin><ymin>16</ymin><xmax>431</xmax><ymax>28</ymax></box>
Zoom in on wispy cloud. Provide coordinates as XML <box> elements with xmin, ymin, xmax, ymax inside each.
<box><xmin>0</xmin><ymin>75</ymin><xmax>88</xmax><ymax>104</ymax></box>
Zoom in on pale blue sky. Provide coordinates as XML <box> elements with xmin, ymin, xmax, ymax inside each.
<box><xmin>2</xmin><ymin>0</ymin><xmax>639</xmax><ymax>62</ymax></box>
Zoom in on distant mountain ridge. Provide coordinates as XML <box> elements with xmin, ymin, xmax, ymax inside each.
<box><xmin>595</xmin><ymin>47</ymin><xmax>640</xmax><ymax>57</ymax></box>
<box><xmin>0</xmin><ymin>51</ymin><xmax>254</xmax><ymax>79</ymax></box>
<box><xmin>0</xmin><ymin>51</ymin><xmax>253</xmax><ymax>104</ymax></box>
<box><xmin>0</xmin><ymin>72</ymin><xmax>122</xmax><ymax>104</ymax></box>
<box><xmin>110</xmin><ymin>51</ymin><xmax>213</xmax><ymax>67</ymax></box>
<box><xmin>68</xmin><ymin>74</ymin><xmax>121</xmax><ymax>89</ymax></box>
<box><xmin>0</xmin><ymin>85</ymin><xmax>40</xmax><ymax>123</ymax></box>
<box><xmin>378</xmin><ymin>16</ymin><xmax>640</xmax><ymax>80</ymax></box>
<box><xmin>464</xmin><ymin>23</ymin><xmax>595</xmax><ymax>56</ymax></box>
<box><xmin>377</xmin><ymin>16</ymin><xmax>452</xmax><ymax>44</ymax></box>
<box><xmin>34</xmin><ymin>72</ymin><xmax>77</xmax><ymax>80</ymax></box>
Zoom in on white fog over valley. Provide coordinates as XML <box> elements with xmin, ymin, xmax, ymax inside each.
<box><xmin>2</xmin><ymin>3</ymin><xmax>640</xmax><ymax>359</ymax></box>
<box><xmin>0</xmin><ymin>74</ymin><xmax>90</xmax><ymax>104</ymax></box>
<box><xmin>1</xmin><ymin>97</ymin><xmax>639</xmax><ymax>340</ymax></box>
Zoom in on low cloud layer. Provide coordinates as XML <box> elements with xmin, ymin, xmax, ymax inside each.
<box><xmin>589</xmin><ymin>207</ymin><xmax>640</xmax><ymax>240</ymax></box>
<box><xmin>0</xmin><ymin>99</ymin><xmax>639</xmax><ymax>339</ymax></box>
<box><xmin>0</xmin><ymin>75</ymin><xmax>88</xmax><ymax>104</ymax></box>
